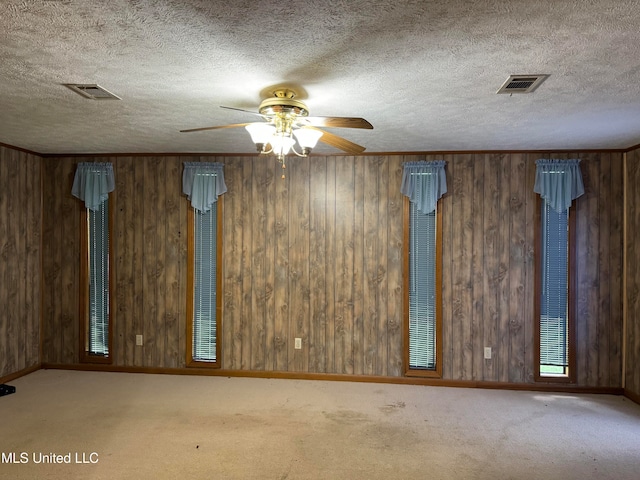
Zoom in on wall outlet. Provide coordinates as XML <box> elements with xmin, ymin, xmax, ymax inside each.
<box><xmin>136</xmin><ymin>335</ymin><xmax>143</xmax><ymax>346</ymax></box>
<box><xmin>294</xmin><ymin>337</ymin><xmax>302</xmax><ymax>350</ymax></box>
<box><xmin>484</xmin><ymin>347</ymin><xmax>492</xmax><ymax>359</ymax></box>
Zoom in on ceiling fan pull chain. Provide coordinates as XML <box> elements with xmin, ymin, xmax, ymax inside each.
<box><xmin>281</xmin><ymin>160</ymin><xmax>286</xmax><ymax>179</ymax></box>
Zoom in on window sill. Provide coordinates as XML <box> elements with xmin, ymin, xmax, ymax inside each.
<box><xmin>186</xmin><ymin>360</ymin><xmax>221</xmax><ymax>369</ymax></box>
<box><xmin>405</xmin><ymin>368</ymin><xmax>442</xmax><ymax>379</ymax></box>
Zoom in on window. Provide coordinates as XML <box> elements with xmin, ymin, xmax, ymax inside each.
<box><xmin>401</xmin><ymin>160</ymin><xmax>446</xmax><ymax>378</ymax></box>
<box><xmin>404</xmin><ymin>198</ymin><xmax>443</xmax><ymax>377</ymax></box>
<box><xmin>187</xmin><ymin>203</ymin><xmax>222</xmax><ymax>366</ymax></box>
<box><xmin>80</xmin><ymin>196</ymin><xmax>112</xmax><ymax>363</ymax></box>
<box><xmin>535</xmin><ymin>198</ymin><xmax>575</xmax><ymax>381</ymax></box>
<box><xmin>74</xmin><ymin>162</ymin><xmax>115</xmax><ymax>364</ymax></box>
<box><xmin>183</xmin><ymin>162</ymin><xmax>226</xmax><ymax>368</ymax></box>
<box><xmin>533</xmin><ymin>158</ymin><xmax>583</xmax><ymax>382</ymax></box>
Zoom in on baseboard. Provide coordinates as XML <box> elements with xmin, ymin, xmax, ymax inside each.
<box><xmin>624</xmin><ymin>388</ymin><xmax>640</xmax><ymax>405</ymax></box>
<box><xmin>478</xmin><ymin>381</ymin><xmax>623</xmax><ymax>395</ymax></box>
<box><xmin>40</xmin><ymin>363</ymin><xmax>624</xmax><ymax>396</ymax></box>
<box><xmin>0</xmin><ymin>363</ymin><xmax>41</xmax><ymax>384</ymax></box>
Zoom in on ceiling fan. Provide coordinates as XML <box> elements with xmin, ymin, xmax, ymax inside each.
<box><xmin>180</xmin><ymin>88</ymin><xmax>373</xmax><ymax>174</ymax></box>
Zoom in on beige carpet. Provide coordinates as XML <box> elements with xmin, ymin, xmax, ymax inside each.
<box><xmin>1</xmin><ymin>370</ymin><xmax>639</xmax><ymax>479</ymax></box>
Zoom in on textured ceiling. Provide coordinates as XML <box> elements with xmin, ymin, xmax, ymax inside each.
<box><xmin>2</xmin><ymin>0</ymin><xmax>640</xmax><ymax>155</ymax></box>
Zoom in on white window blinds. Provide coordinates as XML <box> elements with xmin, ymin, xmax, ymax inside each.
<box><xmin>409</xmin><ymin>202</ymin><xmax>437</xmax><ymax>369</ymax></box>
<box><xmin>193</xmin><ymin>206</ymin><xmax>218</xmax><ymax>362</ymax></box>
<box><xmin>88</xmin><ymin>197</ymin><xmax>110</xmax><ymax>356</ymax></box>
<box><xmin>539</xmin><ymin>200</ymin><xmax>569</xmax><ymax>373</ymax></box>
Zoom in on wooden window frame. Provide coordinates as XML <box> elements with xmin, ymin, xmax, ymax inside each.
<box><xmin>403</xmin><ymin>196</ymin><xmax>443</xmax><ymax>378</ymax></box>
<box><xmin>186</xmin><ymin>199</ymin><xmax>223</xmax><ymax>368</ymax></box>
<box><xmin>79</xmin><ymin>193</ymin><xmax>114</xmax><ymax>364</ymax></box>
<box><xmin>534</xmin><ymin>196</ymin><xmax>577</xmax><ymax>383</ymax></box>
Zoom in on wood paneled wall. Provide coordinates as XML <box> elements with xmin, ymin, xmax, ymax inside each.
<box><xmin>439</xmin><ymin>152</ymin><xmax>623</xmax><ymax>385</ymax></box>
<box><xmin>221</xmin><ymin>156</ymin><xmax>404</xmax><ymax>375</ymax></box>
<box><xmin>40</xmin><ymin>152</ymin><xmax>624</xmax><ymax>387</ymax></box>
<box><xmin>41</xmin><ymin>156</ymin><xmax>188</xmax><ymax>366</ymax></box>
<box><xmin>0</xmin><ymin>146</ymin><xmax>41</xmax><ymax>378</ymax></box>
<box><xmin>625</xmin><ymin>148</ymin><xmax>640</xmax><ymax>397</ymax></box>
<box><xmin>41</xmin><ymin>158</ymin><xmax>81</xmax><ymax>364</ymax></box>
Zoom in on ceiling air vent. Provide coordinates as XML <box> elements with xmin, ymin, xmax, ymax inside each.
<box><xmin>496</xmin><ymin>75</ymin><xmax>549</xmax><ymax>94</ymax></box>
<box><xmin>64</xmin><ymin>84</ymin><xmax>121</xmax><ymax>100</ymax></box>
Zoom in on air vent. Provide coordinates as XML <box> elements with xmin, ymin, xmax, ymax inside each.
<box><xmin>496</xmin><ymin>75</ymin><xmax>549</xmax><ymax>94</ymax></box>
<box><xmin>64</xmin><ymin>84</ymin><xmax>121</xmax><ymax>100</ymax></box>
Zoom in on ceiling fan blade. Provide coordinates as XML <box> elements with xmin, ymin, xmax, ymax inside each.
<box><xmin>180</xmin><ymin>123</ymin><xmax>251</xmax><ymax>133</ymax></box>
<box><xmin>302</xmin><ymin>116</ymin><xmax>373</xmax><ymax>129</ymax></box>
<box><xmin>220</xmin><ymin>106</ymin><xmax>266</xmax><ymax>117</ymax></box>
<box><xmin>305</xmin><ymin>126</ymin><xmax>366</xmax><ymax>154</ymax></box>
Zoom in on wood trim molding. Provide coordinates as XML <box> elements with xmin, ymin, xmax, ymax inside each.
<box><xmin>39</xmin><ymin>148</ymin><xmax>634</xmax><ymax>159</ymax></box>
<box><xmin>185</xmin><ymin>205</ymin><xmax>195</xmax><ymax>365</ymax></box>
<box><xmin>0</xmin><ymin>141</ymin><xmax>42</xmax><ymax>157</ymax></box>
<box><xmin>4</xmin><ymin>363</ymin><xmax>635</xmax><ymax>405</ymax></box>
<box><xmin>623</xmin><ymin>142</ymin><xmax>640</xmax><ymax>153</ymax></box>
<box><xmin>40</xmin><ymin>363</ymin><xmax>625</xmax><ymax>396</ymax></box>
<box><xmin>0</xmin><ymin>363</ymin><xmax>41</xmax><ymax>385</ymax></box>
<box><xmin>39</xmin><ymin>157</ymin><xmax>45</xmax><ymax>365</ymax></box>
<box><xmin>622</xmin><ymin>152</ymin><xmax>628</xmax><ymax>390</ymax></box>
<box><xmin>624</xmin><ymin>388</ymin><xmax>640</xmax><ymax>406</ymax></box>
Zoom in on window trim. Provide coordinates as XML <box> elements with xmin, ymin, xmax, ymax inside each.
<box><xmin>534</xmin><ymin>195</ymin><xmax>577</xmax><ymax>383</ymax></box>
<box><xmin>403</xmin><ymin>196</ymin><xmax>443</xmax><ymax>378</ymax></box>
<box><xmin>186</xmin><ymin>198</ymin><xmax>223</xmax><ymax>368</ymax></box>
<box><xmin>79</xmin><ymin>193</ymin><xmax>114</xmax><ymax>364</ymax></box>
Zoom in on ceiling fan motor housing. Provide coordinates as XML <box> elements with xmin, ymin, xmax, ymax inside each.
<box><xmin>258</xmin><ymin>89</ymin><xmax>309</xmax><ymax>118</ymax></box>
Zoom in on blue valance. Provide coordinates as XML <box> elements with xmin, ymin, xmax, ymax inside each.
<box><xmin>182</xmin><ymin>162</ymin><xmax>227</xmax><ymax>212</ymax></box>
<box><xmin>71</xmin><ymin>162</ymin><xmax>115</xmax><ymax>211</ymax></box>
<box><xmin>533</xmin><ymin>159</ymin><xmax>584</xmax><ymax>212</ymax></box>
<box><xmin>400</xmin><ymin>161</ymin><xmax>447</xmax><ymax>213</ymax></box>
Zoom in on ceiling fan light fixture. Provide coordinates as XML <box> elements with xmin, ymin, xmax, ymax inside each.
<box><xmin>245</xmin><ymin>123</ymin><xmax>275</xmax><ymax>152</ymax></box>
<box><xmin>293</xmin><ymin>128</ymin><xmax>323</xmax><ymax>155</ymax></box>
<box><xmin>269</xmin><ymin>134</ymin><xmax>295</xmax><ymax>158</ymax></box>
<box><xmin>245</xmin><ymin>123</ymin><xmax>275</xmax><ymax>143</ymax></box>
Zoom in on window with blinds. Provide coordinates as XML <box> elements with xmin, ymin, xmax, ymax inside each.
<box><xmin>407</xmin><ymin>200</ymin><xmax>440</xmax><ymax>374</ymax></box>
<box><xmin>189</xmin><ymin>205</ymin><xmax>219</xmax><ymax>364</ymax></box>
<box><xmin>85</xmin><ymin>200</ymin><xmax>110</xmax><ymax>358</ymax></box>
<box><xmin>539</xmin><ymin>201</ymin><xmax>569</xmax><ymax>376</ymax></box>
<box><xmin>187</xmin><ymin>199</ymin><xmax>222</xmax><ymax>367</ymax></box>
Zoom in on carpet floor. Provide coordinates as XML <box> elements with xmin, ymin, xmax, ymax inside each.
<box><xmin>1</xmin><ymin>370</ymin><xmax>639</xmax><ymax>479</ymax></box>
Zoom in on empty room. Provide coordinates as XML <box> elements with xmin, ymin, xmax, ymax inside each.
<box><xmin>1</xmin><ymin>1</ymin><xmax>640</xmax><ymax>479</ymax></box>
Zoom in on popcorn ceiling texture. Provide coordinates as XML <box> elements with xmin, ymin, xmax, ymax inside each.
<box><xmin>1</xmin><ymin>0</ymin><xmax>640</xmax><ymax>154</ymax></box>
